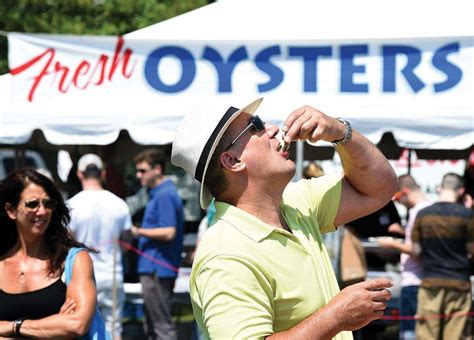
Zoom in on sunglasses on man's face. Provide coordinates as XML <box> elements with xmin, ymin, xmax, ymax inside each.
<box><xmin>136</xmin><ymin>168</ymin><xmax>148</xmax><ymax>174</ymax></box>
<box><xmin>224</xmin><ymin>115</ymin><xmax>265</xmax><ymax>151</ymax></box>
<box><xmin>23</xmin><ymin>198</ymin><xmax>57</xmax><ymax>211</ymax></box>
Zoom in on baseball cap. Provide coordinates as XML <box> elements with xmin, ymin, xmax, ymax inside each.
<box><xmin>77</xmin><ymin>153</ymin><xmax>104</xmax><ymax>172</ymax></box>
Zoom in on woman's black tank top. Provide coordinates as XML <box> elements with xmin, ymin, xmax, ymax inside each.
<box><xmin>0</xmin><ymin>279</ymin><xmax>66</xmax><ymax>320</ymax></box>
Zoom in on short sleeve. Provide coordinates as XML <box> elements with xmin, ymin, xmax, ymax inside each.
<box><xmin>194</xmin><ymin>256</ymin><xmax>274</xmax><ymax>339</ymax></box>
<box><xmin>122</xmin><ymin>208</ymin><xmax>133</xmax><ymax>231</ymax></box>
<box><xmin>67</xmin><ymin>200</ymin><xmax>78</xmax><ymax>233</ymax></box>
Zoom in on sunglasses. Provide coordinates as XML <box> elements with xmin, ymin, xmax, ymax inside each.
<box><xmin>136</xmin><ymin>168</ymin><xmax>149</xmax><ymax>174</ymax></box>
<box><xmin>224</xmin><ymin>115</ymin><xmax>265</xmax><ymax>151</ymax></box>
<box><xmin>23</xmin><ymin>198</ymin><xmax>57</xmax><ymax>211</ymax></box>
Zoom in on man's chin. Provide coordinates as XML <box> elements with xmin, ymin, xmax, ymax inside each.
<box><xmin>285</xmin><ymin>165</ymin><xmax>296</xmax><ymax>182</ymax></box>
<box><xmin>290</xmin><ymin>159</ymin><xmax>297</xmax><ymax>171</ymax></box>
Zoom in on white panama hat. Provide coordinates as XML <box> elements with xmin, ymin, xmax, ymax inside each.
<box><xmin>171</xmin><ymin>98</ymin><xmax>263</xmax><ymax>209</ymax></box>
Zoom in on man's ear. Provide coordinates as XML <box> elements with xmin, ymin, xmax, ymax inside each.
<box><xmin>4</xmin><ymin>203</ymin><xmax>17</xmax><ymax>220</ymax></box>
<box><xmin>220</xmin><ymin>152</ymin><xmax>246</xmax><ymax>173</ymax></box>
<box><xmin>153</xmin><ymin>164</ymin><xmax>163</xmax><ymax>176</ymax></box>
<box><xmin>77</xmin><ymin>171</ymin><xmax>84</xmax><ymax>180</ymax></box>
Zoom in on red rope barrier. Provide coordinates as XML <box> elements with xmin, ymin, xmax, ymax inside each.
<box><xmin>382</xmin><ymin>311</ymin><xmax>474</xmax><ymax>321</ymax></box>
<box><xmin>117</xmin><ymin>239</ymin><xmax>180</xmax><ymax>273</ymax></box>
<box><xmin>100</xmin><ymin>239</ymin><xmax>473</xmax><ymax>322</ymax></box>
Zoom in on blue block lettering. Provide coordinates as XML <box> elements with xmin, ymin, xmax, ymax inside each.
<box><xmin>383</xmin><ymin>45</ymin><xmax>425</xmax><ymax>93</ymax></box>
<box><xmin>202</xmin><ymin>46</ymin><xmax>248</xmax><ymax>93</ymax></box>
<box><xmin>255</xmin><ymin>46</ymin><xmax>284</xmax><ymax>92</ymax></box>
<box><xmin>144</xmin><ymin>46</ymin><xmax>195</xmax><ymax>93</ymax></box>
<box><xmin>432</xmin><ymin>42</ymin><xmax>462</xmax><ymax>92</ymax></box>
<box><xmin>340</xmin><ymin>45</ymin><xmax>369</xmax><ymax>92</ymax></box>
<box><xmin>288</xmin><ymin>46</ymin><xmax>332</xmax><ymax>92</ymax></box>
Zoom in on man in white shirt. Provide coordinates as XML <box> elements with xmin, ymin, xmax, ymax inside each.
<box><xmin>68</xmin><ymin>153</ymin><xmax>133</xmax><ymax>340</ymax></box>
<box><xmin>378</xmin><ymin>174</ymin><xmax>431</xmax><ymax>340</ymax></box>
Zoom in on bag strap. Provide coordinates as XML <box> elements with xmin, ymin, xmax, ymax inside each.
<box><xmin>64</xmin><ymin>247</ymin><xmax>85</xmax><ymax>285</ymax></box>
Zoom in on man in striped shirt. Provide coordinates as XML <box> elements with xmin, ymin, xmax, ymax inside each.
<box><xmin>412</xmin><ymin>172</ymin><xmax>474</xmax><ymax>340</ymax></box>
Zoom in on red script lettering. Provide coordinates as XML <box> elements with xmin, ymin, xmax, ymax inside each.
<box><xmin>10</xmin><ymin>36</ymin><xmax>136</xmax><ymax>102</ymax></box>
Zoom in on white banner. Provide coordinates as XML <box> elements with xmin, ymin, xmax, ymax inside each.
<box><xmin>2</xmin><ymin>32</ymin><xmax>473</xmax><ymax>147</ymax></box>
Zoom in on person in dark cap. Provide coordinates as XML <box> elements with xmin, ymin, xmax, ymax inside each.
<box><xmin>172</xmin><ymin>98</ymin><xmax>397</xmax><ymax>339</ymax></box>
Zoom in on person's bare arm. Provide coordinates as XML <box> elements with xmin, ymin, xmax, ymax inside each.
<box><xmin>0</xmin><ymin>298</ymin><xmax>78</xmax><ymax>338</ymax></box>
<box><xmin>378</xmin><ymin>237</ymin><xmax>413</xmax><ymax>255</ymax></box>
<box><xmin>131</xmin><ymin>225</ymin><xmax>176</xmax><ymax>241</ymax></box>
<box><xmin>283</xmin><ymin>106</ymin><xmax>397</xmax><ymax>227</ymax></box>
<box><xmin>13</xmin><ymin>251</ymin><xmax>97</xmax><ymax>338</ymax></box>
<box><xmin>334</xmin><ymin>131</ymin><xmax>397</xmax><ymax>225</ymax></box>
<box><xmin>0</xmin><ymin>321</ymin><xmax>17</xmax><ymax>339</ymax></box>
<box><xmin>387</xmin><ymin>222</ymin><xmax>405</xmax><ymax>236</ymax></box>
<box><xmin>267</xmin><ymin>278</ymin><xmax>393</xmax><ymax>339</ymax></box>
<box><xmin>333</xmin><ymin>130</ymin><xmax>398</xmax><ymax>226</ymax></box>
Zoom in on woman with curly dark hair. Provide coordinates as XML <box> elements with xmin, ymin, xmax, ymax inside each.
<box><xmin>0</xmin><ymin>168</ymin><xmax>100</xmax><ymax>338</ymax></box>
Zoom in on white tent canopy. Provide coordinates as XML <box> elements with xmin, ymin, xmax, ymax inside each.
<box><xmin>127</xmin><ymin>0</ymin><xmax>473</xmax><ymax>41</ymax></box>
<box><xmin>0</xmin><ymin>0</ymin><xmax>472</xmax><ymax>150</ymax></box>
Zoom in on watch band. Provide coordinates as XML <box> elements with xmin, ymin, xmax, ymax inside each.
<box><xmin>14</xmin><ymin>318</ymin><xmax>25</xmax><ymax>336</ymax></box>
<box><xmin>331</xmin><ymin>118</ymin><xmax>352</xmax><ymax>147</ymax></box>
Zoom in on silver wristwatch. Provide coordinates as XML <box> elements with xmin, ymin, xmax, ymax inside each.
<box><xmin>331</xmin><ymin>118</ymin><xmax>352</xmax><ymax>147</ymax></box>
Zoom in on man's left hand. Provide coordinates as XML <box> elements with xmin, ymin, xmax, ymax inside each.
<box><xmin>282</xmin><ymin>106</ymin><xmax>345</xmax><ymax>144</ymax></box>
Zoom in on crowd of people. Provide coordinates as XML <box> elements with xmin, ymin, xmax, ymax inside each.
<box><xmin>374</xmin><ymin>172</ymin><xmax>474</xmax><ymax>340</ymax></box>
<box><xmin>0</xmin><ymin>148</ymin><xmax>184</xmax><ymax>340</ymax></box>
<box><xmin>0</xmin><ymin>98</ymin><xmax>472</xmax><ymax>340</ymax></box>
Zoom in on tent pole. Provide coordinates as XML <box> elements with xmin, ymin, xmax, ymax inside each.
<box><xmin>14</xmin><ymin>148</ymin><xmax>25</xmax><ymax>169</ymax></box>
<box><xmin>294</xmin><ymin>140</ymin><xmax>303</xmax><ymax>181</ymax></box>
<box><xmin>112</xmin><ymin>237</ymin><xmax>118</xmax><ymax>340</ymax></box>
<box><xmin>407</xmin><ymin>149</ymin><xmax>412</xmax><ymax>174</ymax></box>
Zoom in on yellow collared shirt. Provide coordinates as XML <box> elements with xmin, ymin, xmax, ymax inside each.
<box><xmin>190</xmin><ymin>174</ymin><xmax>353</xmax><ymax>340</ymax></box>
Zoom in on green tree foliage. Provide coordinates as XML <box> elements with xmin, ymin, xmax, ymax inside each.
<box><xmin>0</xmin><ymin>0</ymin><xmax>209</xmax><ymax>74</ymax></box>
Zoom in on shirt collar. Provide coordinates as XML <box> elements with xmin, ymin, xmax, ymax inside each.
<box><xmin>149</xmin><ymin>178</ymin><xmax>171</xmax><ymax>195</ymax></box>
<box><xmin>214</xmin><ymin>201</ymin><xmax>282</xmax><ymax>242</ymax></box>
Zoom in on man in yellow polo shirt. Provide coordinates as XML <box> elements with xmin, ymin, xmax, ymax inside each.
<box><xmin>172</xmin><ymin>98</ymin><xmax>397</xmax><ymax>339</ymax></box>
